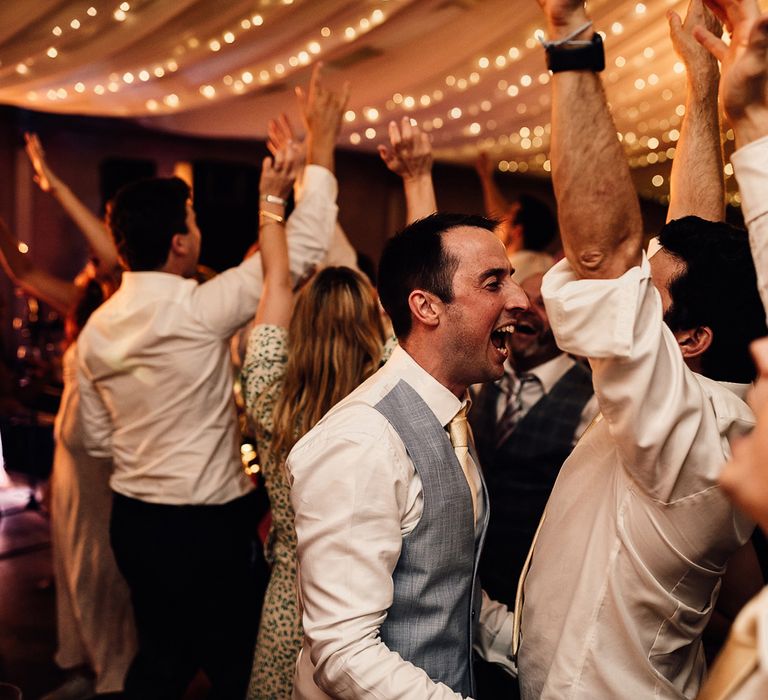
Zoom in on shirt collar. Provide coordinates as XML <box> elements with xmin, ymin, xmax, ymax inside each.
<box><xmin>118</xmin><ymin>270</ymin><xmax>194</xmax><ymax>293</ymax></box>
<box><xmin>525</xmin><ymin>353</ymin><xmax>576</xmax><ymax>394</ymax></box>
<box><xmin>499</xmin><ymin>352</ymin><xmax>574</xmax><ymax>396</ymax></box>
<box><xmin>384</xmin><ymin>345</ymin><xmax>465</xmax><ymax>428</ymax></box>
<box><xmin>718</xmin><ymin>380</ymin><xmax>751</xmax><ymax>401</ymax></box>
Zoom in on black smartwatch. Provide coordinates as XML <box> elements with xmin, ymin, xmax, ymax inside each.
<box><xmin>545</xmin><ymin>32</ymin><xmax>605</xmax><ymax>74</ymax></box>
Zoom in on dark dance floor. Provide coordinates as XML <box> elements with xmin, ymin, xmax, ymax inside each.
<box><xmin>0</xmin><ymin>473</ymin><xmax>61</xmax><ymax>699</ymax></box>
<box><xmin>0</xmin><ymin>472</ymin><xmax>210</xmax><ymax>700</ymax></box>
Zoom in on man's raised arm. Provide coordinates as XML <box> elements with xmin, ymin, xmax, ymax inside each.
<box><xmin>538</xmin><ymin>0</ymin><xmax>643</xmax><ymax>279</ymax></box>
<box><xmin>666</xmin><ymin>0</ymin><xmax>725</xmax><ymax>223</ymax></box>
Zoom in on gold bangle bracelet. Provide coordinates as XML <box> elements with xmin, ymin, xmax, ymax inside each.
<box><xmin>259</xmin><ymin>210</ymin><xmax>285</xmax><ymax>224</ymax></box>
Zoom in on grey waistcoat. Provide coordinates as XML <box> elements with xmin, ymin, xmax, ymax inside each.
<box><xmin>373</xmin><ymin>379</ymin><xmax>490</xmax><ymax>696</ymax></box>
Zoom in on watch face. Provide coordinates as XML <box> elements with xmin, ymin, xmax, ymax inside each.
<box><xmin>546</xmin><ymin>32</ymin><xmax>605</xmax><ymax>74</ymax></box>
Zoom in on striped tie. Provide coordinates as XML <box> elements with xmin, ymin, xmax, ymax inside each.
<box><xmin>496</xmin><ymin>373</ymin><xmax>541</xmax><ymax>448</ymax></box>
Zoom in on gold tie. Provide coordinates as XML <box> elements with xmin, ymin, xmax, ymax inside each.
<box><xmin>696</xmin><ymin>610</ymin><xmax>759</xmax><ymax>700</ymax></box>
<box><xmin>448</xmin><ymin>403</ymin><xmax>478</xmax><ymax>526</ymax></box>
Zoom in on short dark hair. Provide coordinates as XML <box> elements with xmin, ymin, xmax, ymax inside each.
<box><xmin>660</xmin><ymin>216</ymin><xmax>767</xmax><ymax>383</ymax></box>
<box><xmin>108</xmin><ymin>177</ymin><xmax>190</xmax><ymax>271</ymax></box>
<box><xmin>377</xmin><ymin>212</ymin><xmax>497</xmax><ymax>339</ymax></box>
<box><xmin>514</xmin><ymin>194</ymin><xmax>557</xmax><ymax>251</ymax></box>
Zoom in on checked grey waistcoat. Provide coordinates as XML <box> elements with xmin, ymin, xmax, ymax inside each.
<box><xmin>374</xmin><ymin>379</ymin><xmax>490</xmax><ymax>697</ymax></box>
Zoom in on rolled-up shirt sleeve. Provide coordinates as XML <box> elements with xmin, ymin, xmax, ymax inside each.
<box><xmin>76</xmin><ymin>353</ymin><xmax>113</xmax><ymax>459</ymax></box>
<box><xmin>732</xmin><ymin>134</ymin><xmax>768</xmax><ymax>321</ymax></box>
<box><xmin>541</xmin><ymin>255</ymin><xmax>730</xmax><ymax>501</ymax></box>
<box><xmin>287</xmin><ymin>406</ymin><xmax>466</xmax><ymax>700</ymax></box>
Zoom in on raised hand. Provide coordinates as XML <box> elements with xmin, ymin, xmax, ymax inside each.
<box><xmin>474</xmin><ymin>152</ymin><xmax>496</xmax><ymax>182</ymax></box>
<box><xmin>377</xmin><ymin>117</ymin><xmax>433</xmax><ymax>182</ymax></box>
<box><xmin>267</xmin><ymin>113</ymin><xmax>306</xmax><ymax>170</ymax></box>
<box><xmin>669</xmin><ymin>0</ymin><xmax>722</xmax><ymax>88</ymax></box>
<box><xmin>666</xmin><ymin>0</ymin><xmax>725</xmax><ymax>223</ymax></box>
<box><xmin>377</xmin><ymin>117</ymin><xmax>436</xmax><ymax>222</ymax></box>
<box><xmin>296</xmin><ymin>63</ymin><xmax>350</xmax><ymax>172</ymax></box>
<box><xmin>535</xmin><ymin>0</ymin><xmax>590</xmax><ymax>38</ymax></box>
<box><xmin>694</xmin><ymin>0</ymin><xmax>768</xmax><ymax>147</ymax></box>
<box><xmin>24</xmin><ymin>133</ymin><xmax>59</xmax><ymax>193</ymax></box>
<box><xmin>259</xmin><ymin>141</ymin><xmax>303</xmax><ymax>202</ymax></box>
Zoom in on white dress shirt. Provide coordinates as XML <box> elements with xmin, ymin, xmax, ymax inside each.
<box><xmin>720</xmin><ymin>586</ymin><xmax>768</xmax><ymax>700</ymax></box>
<box><xmin>733</xmin><ymin>134</ymin><xmax>768</xmax><ymax>321</ymax></box>
<box><xmin>77</xmin><ymin>165</ymin><xmax>337</xmax><ymax>505</ymax></box>
<box><xmin>517</xmin><ymin>254</ymin><xmax>755</xmax><ymax>700</ymax></box>
<box><xmin>493</xmin><ymin>353</ymin><xmax>598</xmax><ymax>445</ymax></box>
<box><xmin>287</xmin><ymin>345</ymin><xmax>514</xmax><ymax>700</ymax></box>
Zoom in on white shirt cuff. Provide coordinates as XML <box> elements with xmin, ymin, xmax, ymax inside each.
<box><xmin>296</xmin><ymin>163</ymin><xmax>338</xmax><ymax>202</ymax></box>
<box><xmin>541</xmin><ymin>254</ymin><xmax>652</xmax><ymax>360</ymax></box>
<box><xmin>732</xmin><ymin>134</ymin><xmax>768</xmax><ymax>227</ymax></box>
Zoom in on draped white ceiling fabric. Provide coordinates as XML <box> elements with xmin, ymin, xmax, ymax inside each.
<box><xmin>0</xmin><ymin>0</ymin><xmax>740</xmax><ymax>203</ymax></box>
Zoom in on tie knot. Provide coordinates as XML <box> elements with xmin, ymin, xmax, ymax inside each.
<box><xmin>449</xmin><ymin>404</ymin><xmax>470</xmax><ymax>449</ymax></box>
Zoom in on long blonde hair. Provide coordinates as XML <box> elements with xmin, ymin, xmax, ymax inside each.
<box><xmin>270</xmin><ymin>266</ymin><xmax>386</xmax><ymax>457</ymax></box>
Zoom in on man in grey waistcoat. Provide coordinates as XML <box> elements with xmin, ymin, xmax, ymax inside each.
<box><xmin>287</xmin><ymin>212</ymin><xmax>527</xmax><ymax>699</ymax></box>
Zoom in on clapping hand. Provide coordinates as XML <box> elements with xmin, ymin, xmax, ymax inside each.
<box><xmin>668</xmin><ymin>0</ymin><xmax>722</xmax><ymax>83</ymax></box>
<box><xmin>695</xmin><ymin>0</ymin><xmax>768</xmax><ymax>145</ymax></box>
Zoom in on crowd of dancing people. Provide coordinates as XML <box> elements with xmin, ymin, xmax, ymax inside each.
<box><xmin>3</xmin><ymin>0</ymin><xmax>768</xmax><ymax>698</ymax></box>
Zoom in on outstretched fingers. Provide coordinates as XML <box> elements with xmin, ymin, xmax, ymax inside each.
<box><xmin>693</xmin><ymin>23</ymin><xmax>729</xmax><ymax>60</ymax></box>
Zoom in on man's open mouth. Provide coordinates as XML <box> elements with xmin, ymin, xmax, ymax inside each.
<box><xmin>514</xmin><ymin>320</ymin><xmax>537</xmax><ymax>336</ymax></box>
<box><xmin>491</xmin><ymin>324</ymin><xmax>515</xmax><ymax>356</ymax></box>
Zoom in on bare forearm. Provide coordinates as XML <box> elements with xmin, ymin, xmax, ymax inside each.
<box><xmin>478</xmin><ymin>174</ymin><xmax>510</xmax><ymax>219</ymax></box>
<box><xmin>307</xmin><ymin>135</ymin><xmax>335</xmax><ymax>173</ymax></box>
<box><xmin>259</xmin><ymin>203</ymin><xmax>290</xmax><ymax>289</ymax></box>
<box><xmin>551</xmin><ymin>69</ymin><xmax>643</xmax><ymax>278</ymax></box>
<box><xmin>668</xmin><ymin>69</ymin><xmax>724</xmax><ymax>222</ymax></box>
<box><xmin>51</xmin><ymin>180</ymin><xmax>119</xmax><ymax>270</ymax></box>
<box><xmin>0</xmin><ymin>219</ymin><xmax>75</xmax><ymax>313</ymax></box>
<box><xmin>403</xmin><ymin>175</ymin><xmax>437</xmax><ymax>223</ymax></box>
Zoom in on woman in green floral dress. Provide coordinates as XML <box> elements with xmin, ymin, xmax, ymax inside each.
<box><xmin>242</xmin><ymin>148</ymin><xmax>390</xmax><ymax>699</ymax></box>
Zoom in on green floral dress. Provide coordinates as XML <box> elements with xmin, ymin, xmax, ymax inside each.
<box><xmin>242</xmin><ymin>325</ymin><xmax>396</xmax><ymax>699</ymax></box>
<box><xmin>243</xmin><ymin>324</ymin><xmax>299</xmax><ymax>700</ymax></box>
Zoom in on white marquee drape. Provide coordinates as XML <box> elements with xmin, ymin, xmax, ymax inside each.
<box><xmin>0</xmin><ymin>0</ymin><xmax>739</xmax><ymax>203</ymax></box>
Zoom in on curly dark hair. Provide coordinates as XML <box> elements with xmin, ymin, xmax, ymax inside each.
<box><xmin>660</xmin><ymin>216</ymin><xmax>767</xmax><ymax>383</ymax></box>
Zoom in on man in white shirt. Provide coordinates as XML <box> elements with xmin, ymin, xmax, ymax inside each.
<box><xmin>77</xmin><ymin>71</ymin><xmax>343</xmax><ymax>696</ymax></box>
<box><xmin>470</xmin><ymin>271</ymin><xmax>597</xmax><ymax>699</ymax></box>
<box><xmin>287</xmin><ymin>212</ymin><xmax>528</xmax><ymax>699</ymax></box>
<box><xmin>518</xmin><ymin>1</ymin><xmax>768</xmax><ymax>698</ymax></box>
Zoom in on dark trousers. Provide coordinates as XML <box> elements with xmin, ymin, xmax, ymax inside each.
<box><xmin>110</xmin><ymin>490</ymin><xmax>264</xmax><ymax>700</ymax></box>
<box><xmin>474</xmin><ymin>656</ymin><xmax>521</xmax><ymax>700</ymax></box>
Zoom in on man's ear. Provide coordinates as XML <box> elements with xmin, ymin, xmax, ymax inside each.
<box><xmin>674</xmin><ymin>325</ymin><xmax>713</xmax><ymax>360</ymax></box>
<box><xmin>408</xmin><ymin>289</ymin><xmax>442</xmax><ymax>329</ymax></box>
<box><xmin>169</xmin><ymin>232</ymin><xmax>189</xmax><ymax>258</ymax></box>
